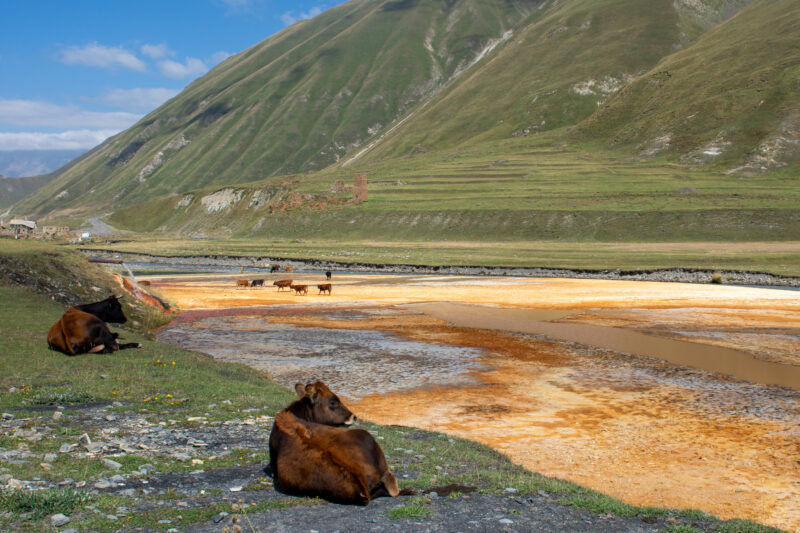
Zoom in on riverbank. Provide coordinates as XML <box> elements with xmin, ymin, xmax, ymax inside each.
<box><xmin>4</xmin><ymin>242</ymin><xmax>783</xmax><ymax>531</ymax></box>
<box><xmin>85</xmin><ymin>249</ymin><xmax>800</xmax><ymax>287</ymax></box>
<box><xmin>152</xmin><ymin>273</ymin><xmax>800</xmax><ymax>530</ymax></box>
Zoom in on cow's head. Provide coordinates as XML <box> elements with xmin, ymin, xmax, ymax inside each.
<box><xmin>103</xmin><ymin>295</ymin><xmax>128</xmax><ymax>324</ymax></box>
<box><xmin>294</xmin><ymin>380</ymin><xmax>356</xmax><ymax>426</ymax></box>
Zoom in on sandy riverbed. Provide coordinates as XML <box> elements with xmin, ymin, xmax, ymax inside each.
<box><xmin>150</xmin><ymin>273</ymin><xmax>800</xmax><ymax>530</ymax></box>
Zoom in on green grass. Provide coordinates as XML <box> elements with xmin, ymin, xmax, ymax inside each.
<box><xmin>388</xmin><ymin>497</ymin><xmax>434</xmax><ymax>520</ymax></box>
<box><xmin>0</xmin><ymin>488</ymin><xmax>91</xmax><ymax>521</ymax></box>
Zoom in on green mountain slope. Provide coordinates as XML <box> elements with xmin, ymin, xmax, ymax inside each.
<box><xmin>0</xmin><ymin>174</ymin><xmax>54</xmax><ymax>211</ymax></box>
<box><xmin>15</xmin><ymin>0</ymin><xmax>538</xmax><ymax>217</ymax></box>
<box><xmin>345</xmin><ymin>0</ymin><xmax>758</xmax><ymax>163</ymax></box>
<box><xmin>571</xmin><ymin>0</ymin><xmax>800</xmax><ymax>173</ymax></box>
<box><xmin>14</xmin><ymin>0</ymin><xmax>799</xmax><ymax>244</ymax></box>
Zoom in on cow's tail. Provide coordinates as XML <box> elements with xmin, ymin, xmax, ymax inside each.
<box><xmin>381</xmin><ymin>469</ymin><xmax>400</xmax><ymax>497</ymax></box>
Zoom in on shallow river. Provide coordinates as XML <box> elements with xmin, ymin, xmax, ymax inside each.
<box><xmin>151</xmin><ymin>273</ymin><xmax>800</xmax><ymax>530</ymax></box>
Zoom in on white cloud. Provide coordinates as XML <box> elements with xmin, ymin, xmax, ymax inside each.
<box><xmin>0</xmin><ymin>130</ymin><xmax>120</xmax><ymax>151</ymax></box>
<box><xmin>0</xmin><ymin>98</ymin><xmax>141</xmax><ymax>130</ymax></box>
<box><xmin>96</xmin><ymin>88</ymin><xmax>180</xmax><ymax>111</ymax></box>
<box><xmin>140</xmin><ymin>43</ymin><xmax>173</xmax><ymax>59</ymax></box>
<box><xmin>157</xmin><ymin>57</ymin><xmax>209</xmax><ymax>79</ymax></box>
<box><xmin>60</xmin><ymin>42</ymin><xmax>146</xmax><ymax>72</ymax></box>
<box><xmin>280</xmin><ymin>6</ymin><xmax>324</xmax><ymax>26</ymax></box>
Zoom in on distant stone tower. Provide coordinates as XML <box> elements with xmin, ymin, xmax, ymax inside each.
<box><xmin>353</xmin><ymin>173</ymin><xmax>368</xmax><ymax>203</ymax></box>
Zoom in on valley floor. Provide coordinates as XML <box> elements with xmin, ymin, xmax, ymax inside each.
<box><xmin>150</xmin><ymin>273</ymin><xmax>800</xmax><ymax>531</ymax></box>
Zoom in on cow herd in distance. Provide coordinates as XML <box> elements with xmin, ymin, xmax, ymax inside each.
<box><xmin>237</xmin><ymin>268</ymin><xmax>333</xmax><ymax>296</ymax></box>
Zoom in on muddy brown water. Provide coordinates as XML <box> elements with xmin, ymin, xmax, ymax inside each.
<box><xmin>151</xmin><ymin>275</ymin><xmax>800</xmax><ymax>530</ymax></box>
<box><xmin>409</xmin><ymin>302</ymin><xmax>800</xmax><ymax>390</ymax></box>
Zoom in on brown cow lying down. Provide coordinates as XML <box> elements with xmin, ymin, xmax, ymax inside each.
<box><xmin>47</xmin><ymin>308</ymin><xmax>139</xmax><ymax>355</ymax></box>
<box><xmin>269</xmin><ymin>381</ymin><xmax>399</xmax><ymax>505</ymax></box>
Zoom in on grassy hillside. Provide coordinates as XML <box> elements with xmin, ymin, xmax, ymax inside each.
<box><xmin>101</xmin><ymin>134</ymin><xmax>800</xmax><ymax>242</ymax></box>
<box><xmin>356</xmin><ymin>0</ymin><xmax>685</xmax><ymax>161</ymax></box>
<box><xmin>572</xmin><ymin>0</ymin><xmax>800</xmax><ymax>172</ymax></box>
<box><xmin>12</xmin><ymin>0</ymin><xmax>799</xmax><ymax>246</ymax></box>
<box><xmin>14</xmin><ymin>0</ymin><xmax>537</xmax><ymax>218</ymax></box>
<box><xmin>0</xmin><ymin>174</ymin><xmax>54</xmax><ymax>210</ymax></box>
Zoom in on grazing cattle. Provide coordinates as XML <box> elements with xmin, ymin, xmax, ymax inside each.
<box><xmin>291</xmin><ymin>284</ymin><xmax>308</xmax><ymax>295</ymax></box>
<box><xmin>269</xmin><ymin>381</ymin><xmax>399</xmax><ymax>505</ymax></box>
<box><xmin>47</xmin><ymin>297</ymin><xmax>141</xmax><ymax>355</ymax></box>
<box><xmin>271</xmin><ymin>264</ymin><xmax>281</xmax><ymax>273</ymax></box>
<box><xmin>325</xmin><ymin>271</ymin><xmax>332</xmax><ymax>280</ymax></box>
<box><xmin>236</xmin><ymin>279</ymin><xmax>250</xmax><ymax>289</ymax></box>
<box><xmin>251</xmin><ymin>279</ymin><xmax>265</xmax><ymax>288</ymax></box>
<box><xmin>317</xmin><ymin>283</ymin><xmax>332</xmax><ymax>295</ymax></box>
<box><xmin>284</xmin><ymin>266</ymin><xmax>294</xmax><ymax>272</ymax></box>
<box><xmin>274</xmin><ymin>279</ymin><xmax>293</xmax><ymax>291</ymax></box>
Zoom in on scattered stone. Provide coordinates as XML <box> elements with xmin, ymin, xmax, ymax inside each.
<box><xmin>119</xmin><ymin>489</ymin><xmax>136</xmax><ymax>497</ymax></box>
<box><xmin>229</xmin><ymin>486</ymin><xmax>243</xmax><ymax>492</ymax></box>
<box><xmin>59</xmin><ymin>443</ymin><xmax>77</xmax><ymax>453</ymax></box>
<box><xmin>102</xmin><ymin>458</ymin><xmax>122</xmax><ymax>470</ymax></box>
<box><xmin>50</xmin><ymin>513</ymin><xmax>70</xmax><ymax>527</ymax></box>
<box><xmin>44</xmin><ymin>453</ymin><xmax>57</xmax><ymax>463</ymax></box>
<box><xmin>499</xmin><ymin>518</ymin><xmax>514</xmax><ymax>525</ymax></box>
<box><xmin>61</xmin><ymin>529</ymin><xmax>78</xmax><ymax>533</ymax></box>
<box><xmin>110</xmin><ymin>475</ymin><xmax>125</xmax><ymax>484</ymax></box>
<box><xmin>0</xmin><ymin>474</ymin><xmax>11</xmax><ymax>484</ymax></box>
<box><xmin>105</xmin><ymin>415</ymin><xmax>117</xmax><ymax>421</ymax></box>
<box><xmin>504</xmin><ymin>487</ymin><xmax>518</xmax><ymax>494</ymax></box>
<box><xmin>78</xmin><ymin>433</ymin><xmax>91</xmax><ymax>446</ymax></box>
<box><xmin>213</xmin><ymin>512</ymin><xmax>229</xmax><ymax>523</ymax></box>
<box><xmin>52</xmin><ymin>411</ymin><xmax>63</xmax><ymax>420</ymax></box>
<box><xmin>94</xmin><ymin>480</ymin><xmax>113</xmax><ymax>490</ymax></box>
<box><xmin>40</xmin><ymin>462</ymin><xmax>52</xmax><ymax>471</ymax></box>
<box><xmin>2</xmin><ymin>413</ymin><xmax>13</xmax><ymax>420</ymax></box>
<box><xmin>7</xmin><ymin>479</ymin><xmax>23</xmax><ymax>489</ymax></box>
<box><xmin>139</xmin><ymin>464</ymin><xmax>156</xmax><ymax>474</ymax></box>
<box><xmin>100</xmin><ymin>374</ymin><xmax>109</xmax><ymax>379</ymax></box>
<box><xmin>106</xmin><ymin>514</ymin><xmax>118</xmax><ymax>520</ymax></box>
<box><xmin>85</xmin><ymin>442</ymin><xmax>104</xmax><ymax>453</ymax></box>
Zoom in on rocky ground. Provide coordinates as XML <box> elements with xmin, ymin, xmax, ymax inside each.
<box><xmin>84</xmin><ymin>250</ymin><xmax>800</xmax><ymax>288</ymax></box>
<box><xmin>1</xmin><ymin>400</ymin><xmax>733</xmax><ymax>532</ymax></box>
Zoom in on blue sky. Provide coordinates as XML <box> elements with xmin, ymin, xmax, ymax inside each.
<box><xmin>0</xmin><ymin>0</ymin><xmax>346</xmax><ymax>151</ymax></box>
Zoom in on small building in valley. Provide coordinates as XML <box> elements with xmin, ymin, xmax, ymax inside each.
<box><xmin>9</xmin><ymin>219</ymin><xmax>37</xmax><ymax>236</ymax></box>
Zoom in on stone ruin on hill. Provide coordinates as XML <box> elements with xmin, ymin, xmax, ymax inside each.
<box><xmin>331</xmin><ymin>174</ymin><xmax>368</xmax><ymax>203</ymax></box>
<box><xmin>353</xmin><ymin>173</ymin><xmax>368</xmax><ymax>203</ymax></box>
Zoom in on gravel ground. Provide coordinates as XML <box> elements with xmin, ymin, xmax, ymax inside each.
<box><xmin>84</xmin><ymin>250</ymin><xmax>800</xmax><ymax>288</ymax></box>
<box><xmin>1</xmin><ymin>402</ymin><xmax>732</xmax><ymax>532</ymax></box>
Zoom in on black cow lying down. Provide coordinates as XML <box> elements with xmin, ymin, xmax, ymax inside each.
<box><xmin>268</xmin><ymin>381</ymin><xmax>399</xmax><ymax>505</ymax></box>
<box><xmin>47</xmin><ymin>296</ymin><xmax>141</xmax><ymax>355</ymax></box>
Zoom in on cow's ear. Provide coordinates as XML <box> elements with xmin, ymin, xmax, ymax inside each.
<box><xmin>305</xmin><ymin>383</ymin><xmax>318</xmax><ymax>401</ymax></box>
<box><xmin>294</xmin><ymin>383</ymin><xmax>305</xmax><ymax>398</ymax></box>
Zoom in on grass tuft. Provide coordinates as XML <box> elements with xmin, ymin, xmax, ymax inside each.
<box><xmin>0</xmin><ymin>488</ymin><xmax>91</xmax><ymax>520</ymax></box>
<box><xmin>22</xmin><ymin>387</ymin><xmax>97</xmax><ymax>406</ymax></box>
